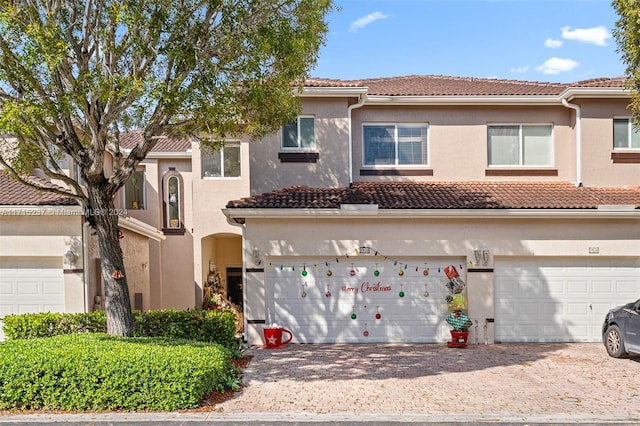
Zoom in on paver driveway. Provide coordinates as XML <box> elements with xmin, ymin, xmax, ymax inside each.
<box><xmin>215</xmin><ymin>342</ymin><xmax>640</xmax><ymax>423</ymax></box>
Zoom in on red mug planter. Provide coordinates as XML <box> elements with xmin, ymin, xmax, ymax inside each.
<box><xmin>263</xmin><ymin>327</ymin><xmax>293</xmax><ymax>348</ymax></box>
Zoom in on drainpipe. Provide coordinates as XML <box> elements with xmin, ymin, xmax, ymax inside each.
<box><xmin>561</xmin><ymin>98</ymin><xmax>582</xmax><ymax>187</ymax></box>
<box><xmin>82</xmin><ymin>222</ymin><xmax>90</xmax><ymax>313</ymax></box>
<box><xmin>348</xmin><ymin>94</ymin><xmax>367</xmax><ymax>185</ymax></box>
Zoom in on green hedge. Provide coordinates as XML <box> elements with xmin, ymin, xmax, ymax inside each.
<box><xmin>1</xmin><ymin>310</ymin><xmax>237</xmax><ymax>349</ymax></box>
<box><xmin>0</xmin><ymin>334</ymin><xmax>238</xmax><ymax>411</ymax></box>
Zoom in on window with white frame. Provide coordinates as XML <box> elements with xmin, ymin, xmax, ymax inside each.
<box><xmin>363</xmin><ymin>124</ymin><xmax>428</xmax><ymax>166</ymax></box>
<box><xmin>124</xmin><ymin>170</ymin><xmax>145</xmax><ymax>209</ymax></box>
<box><xmin>282</xmin><ymin>116</ymin><xmax>315</xmax><ymax>149</ymax></box>
<box><xmin>487</xmin><ymin>124</ymin><xmax>553</xmax><ymax>166</ymax></box>
<box><xmin>613</xmin><ymin>118</ymin><xmax>640</xmax><ymax>149</ymax></box>
<box><xmin>201</xmin><ymin>141</ymin><xmax>241</xmax><ymax>178</ymax></box>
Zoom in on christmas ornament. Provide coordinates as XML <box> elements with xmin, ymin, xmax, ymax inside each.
<box><xmin>423</xmin><ymin>283</ymin><xmax>429</xmax><ymax>298</ymax></box>
<box><xmin>350</xmin><ymin>263</ymin><xmax>356</xmax><ymax>276</ymax></box>
<box><xmin>375</xmin><ymin>306</ymin><xmax>381</xmax><ymax>320</ymax></box>
<box><xmin>325</xmin><ymin>285</ymin><xmax>331</xmax><ymax>298</ymax></box>
<box><xmin>301</xmin><ymin>283</ymin><xmax>307</xmax><ymax>298</ymax></box>
<box><xmin>423</xmin><ymin>263</ymin><xmax>429</xmax><ymax>276</ymax></box>
<box><xmin>398</xmin><ymin>269</ymin><xmax>404</xmax><ymax>276</ymax></box>
<box><xmin>351</xmin><ymin>306</ymin><xmax>357</xmax><ymax>320</ymax></box>
<box><xmin>326</xmin><ymin>268</ymin><xmax>333</xmax><ymax>277</ymax></box>
<box><xmin>373</xmin><ymin>263</ymin><xmax>380</xmax><ymax>277</ymax></box>
<box><xmin>363</xmin><ymin>323</ymin><xmax>369</xmax><ymax>337</ymax></box>
<box><xmin>398</xmin><ymin>283</ymin><xmax>405</xmax><ymax>298</ymax></box>
<box><xmin>301</xmin><ymin>270</ymin><xmax>308</xmax><ymax>277</ymax></box>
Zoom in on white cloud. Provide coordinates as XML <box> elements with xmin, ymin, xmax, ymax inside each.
<box><xmin>561</xmin><ymin>26</ymin><xmax>611</xmax><ymax>46</ymax></box>
<box><xmin>545</xmin><ymin>38</ymin><xmax>563</xmax><ymax>48</ymax></box>
<box><xmin>349</xmin><ymin>12</ymin><xmax>390</xmax><ymax>32</ymax></box>
<box><xmin>536</xmin><ymin>57</ymin><xmax>579</xmax><ymax>75</ymax></box>
<box><xmin>509</xmin><ymin>66</ymin><xmax>530</xmax><ymax>74</ymax></box>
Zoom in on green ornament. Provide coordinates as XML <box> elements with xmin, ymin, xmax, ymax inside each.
<box><xmin>399</xmin><ymin>291</ymin><xmax>405</xmax><ymax>298</ymax></box>
<box><xmin>351</xmin><ymin>313</ymin><xmax>357</xmax><ymax>320</ymax></box>
<box><xmin>301</xmin><ymin>270</ymin><xmax>308</xmax><ymax>276</ymax></box>
<box><xmin>374</xmin><ymin>270</ymin><xmax>380</xmax><ymax>276</ymax></box>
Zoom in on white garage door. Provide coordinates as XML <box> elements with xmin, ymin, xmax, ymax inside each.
<box><xmin>495</xmin><ymin>257</ymin><xmax>640</xmax><ymax>342</ymax></box>
<box><xmin>0</xmin><ymin>257</ymin><xmax>65</xmax><ymax>340</ymax></box>
<box><xmin>266</xmin><ymin>257</ymin><xmax>464</xmax><ymax>343</ymax></box>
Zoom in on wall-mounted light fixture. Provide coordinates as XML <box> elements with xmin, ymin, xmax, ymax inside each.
<box><xmin>252</xmin><ymin>247</ymin><xmax>262</xmax><ymax>266</ymax></box>
<box><xmin>474</xmin><ymin>247</ymin><xmax>490</xmax><ymax>267</ymax></box>
<box><xmin>64</xmin><ymin>249</ymin><xmax>77</xmax><ymax>269</ymax></box>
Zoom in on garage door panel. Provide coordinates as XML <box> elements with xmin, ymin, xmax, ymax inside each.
<box><xmin>0</xmin><ymin>257</ymin><xmax>65</xmax><ymax>341</ymax></box>
<box><xmin>268</xmin><ymin>257</ymin><xmax>459</xmax><ymax>343</ymax></box>
<box><xmin>496</xmin><ymin>257</ymin><xmax>640</xmax><ymax>342</ymax></box>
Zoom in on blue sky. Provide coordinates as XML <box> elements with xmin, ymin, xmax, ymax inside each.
<box><xmin>312</xmin><ymin>0</ymin><xmax>626</xmax><ymax>83</ymax></box>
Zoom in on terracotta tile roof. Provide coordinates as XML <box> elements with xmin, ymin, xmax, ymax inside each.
<box><xmin>119</xmin><ymin>130</ymin><xmax>192</xmax><ymax>153</ymax></box>
<box><xmin>226</xmin><ymin>182</ymin><xmax>640</xmax><ymax>210</ymax></box>
<box><xmin>305</xmin><ymin>75</ymin><xmax>628</xmax><ymax>96</ymax></box>
<box><xmin>0</xmin><ymin>173</ymin><xmax>77</xmax><ymax>206</ymax></box>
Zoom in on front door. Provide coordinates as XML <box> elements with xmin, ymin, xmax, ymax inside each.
<box><xmin>226</xmin><ymin>267</ymin><xmax>243</xmax><ymax>310</ymax></box>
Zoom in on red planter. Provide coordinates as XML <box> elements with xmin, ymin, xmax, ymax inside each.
<box><xmin>447</xmin><ymin>330</ymin><xmax>469</xmax><ymax>348</ymax></box>
<box><xmin>263</xmin><ymin>327</ymin><xmax>293</xmax><ymax>348</ymax></box>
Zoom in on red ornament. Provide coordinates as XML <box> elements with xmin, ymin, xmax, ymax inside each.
<box><xmin>375</xmin><ymin>313</ymin><xmax>381</xmax><ymax>320</ymax></box>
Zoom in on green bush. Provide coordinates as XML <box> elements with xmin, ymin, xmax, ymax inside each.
<box><xmin>1</xmin><ymin>310</ymin><xmax>237</xmax><ymax>349</ymax></box>
<box><xmin>0</xmin><ymin>333</ymin><xmax>238</xmax><ymax>411</ymax></box>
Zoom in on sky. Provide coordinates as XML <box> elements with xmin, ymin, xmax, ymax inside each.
<box><xmin>312</xmin><ymin>0</ymin><xmax>626</xmax><ymax>83</ymax></box>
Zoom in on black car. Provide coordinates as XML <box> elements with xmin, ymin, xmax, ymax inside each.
<box><xmin>602</xmin><ymin>299</ymin><xmax>640</xmax><ymax>358</ymax></box>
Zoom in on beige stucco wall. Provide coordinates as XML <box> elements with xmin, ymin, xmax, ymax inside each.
<box><xmin>249</xmin><ymin>97</ymin><xmax>351</xmax><ymax>194</ymax></box>
<box><xmin>242</xmin><ymin>214</ymin><xmax>640</xmax><ymax>344</ymax></box>
<box><xmin>0</xmin><ymin>209</ymin><xmax>86</xmax><ymax>313</ymax></box>
<box><xmin>578</xmin><ymin>98</ymin><xmax>640</xmax><ymax>187</ymax></box>
<box><xmin>351</xmin><ymin>105</ymin><xmax>576</xmax><ymax>182</ymax></box>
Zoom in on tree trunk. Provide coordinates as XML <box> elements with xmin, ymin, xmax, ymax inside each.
<box><xmin>88</xmin><ymin>188</ymin><xmax>134</xmax><ymax>337</ymax></box>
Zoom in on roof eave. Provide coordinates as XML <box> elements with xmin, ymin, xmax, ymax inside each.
<box><xmin>562</xmin><ymin>87</ymin><xmax>631</xmax><ymax>101</ymax></box>
<box><xmin>299</xmin><ymin>86</ymin><xmax>369</xmax><ymax>97</ymax></box>
<box><xmin>223</xmin><ymin>207</ymin><xmax>640</xmax><ymax>222</ymax></box>
<box><xmin>364</xmin><ymin>95</ymin><xmax>565</xmax><ymax>106</ymax></box>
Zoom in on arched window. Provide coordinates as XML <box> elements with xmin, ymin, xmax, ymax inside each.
<box><xmin>162</xmin><ymin>168</ymin><xmax>185</xmax><ymax>235</ymax></box>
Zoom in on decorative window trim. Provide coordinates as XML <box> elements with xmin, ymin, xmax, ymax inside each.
<box><xmin>162</xmin><ymin>168</ymin><xmax>185</xmax><ymax>235</ymax></box>
<box><xmin>611</xmin><ymin>152</ymin><xmax>640</xmax><ymax>163</ymax></box>
<box><xmin>360</xmin><ymin>168</ymin><xmax>433</xmax><ymax>176</ymax></box>
<box><xmin>278</xmin><ymin>152</ymin><xmax>319</xmax><ymax>163</ymax></box>
<box><xmin>485</xmin><ymin>169</ymin><xmax>558</xmax><ymax>176</ymax></box>
<box><xmin>362</xmin><ymin>123</ymin><xmax>429</xmax><ymax>167</ymax></box>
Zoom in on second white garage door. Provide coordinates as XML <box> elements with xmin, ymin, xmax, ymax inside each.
<box><xmin>495</xmin><ymin>257</ymin><xmax>640</xmax><ymax>342</ymax></box>
<box><xmin>266</xmin><ymin>256</ymin><xmax>464</xmax><ymax>343</ymax></box>
<box><xmin>0</xmin><ymin>257</ymin><xmax>65</xmax><ymax>340</ymax></box>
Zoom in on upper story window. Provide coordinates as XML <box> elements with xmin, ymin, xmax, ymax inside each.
<box><xmin>363</xmin><ymin>124</ymin><xmax>428</xmax><ymax>166</ymax></box>
<box><xmin>162</xmin><ymin>168</ymin><xmax>185</xmax><ymax>235</ymax></box>
<box><xmin>202</xmin><ymin>141</ymin><xmax>241</xmax><ymax>178</ymax></box>
<box><xmin>613</xmin><ymin>118</ymin><xmax>640</xmax><ymax>149</ymax></box>
<box><xmin>282</xmin><ymin>116</ymin><xmax>315</xmax><ymax>150</ymax></box>
<box><xmin>124</xmin><ymin>170</ymin><xmax>145</xmax><ymax>210</ymax></box>
<box><xmin>488</xmin><ymin>124</ymin><xmax>553</xmax><ymax>166</ymax></box>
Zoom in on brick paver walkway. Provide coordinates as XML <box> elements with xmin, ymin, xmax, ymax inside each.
<box><xmin>217</xmin><ymin>343</ymin><xmax>640</xmax><ymax>422</ymax></box>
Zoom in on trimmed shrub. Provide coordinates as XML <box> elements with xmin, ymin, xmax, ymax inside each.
<box><xmin>0</xmin><ymin>333</ymin><xmax>238</xmax><ymax>411</ymax></box>
<box><xmin>1</xmin><ymin>310</ymin><xmax>237</xmax><ymax>349</ymax></box>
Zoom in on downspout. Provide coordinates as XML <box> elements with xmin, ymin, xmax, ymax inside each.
<box><xmin>82</xmin><ymin>222</ymin><xmax>90</xmax><ymax>312</ymax></box>
<box><xmin>348</xmin><ymin>94</ymin><xmax>367</xmax><ymax>184</ymax></box>
<box><xmin>561</xmin><ymin>98</ymin><xmax>582</xmax><ymax>187</ymax></box>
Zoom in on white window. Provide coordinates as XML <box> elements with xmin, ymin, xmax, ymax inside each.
<box><xmin>363</xmin><ymin>124</ymin><xmax>428</xmax><ymax>166</ymax></box>
<box><xmin>282</xmin><ymin>116</ymin><xmax>315</xmax><ymax>149</ymax></box>
<box><xmin>124</xmin><ymin>170</ymin><xmax>145</xmax><ymax>210</ymax></box>
<box><xmin>613</xmin><ymin>118</ymin><xmax>640</xmax><ymax>149</ymax></box>
<box><xmin>202</xmin><ymin>141</ymin><xmax>241</xmax><ymax>178</ymax></box>
<box><xmin>488</xmin><ymin>124</ymin><xmax>553</xmax><ymax>166</ymax></box>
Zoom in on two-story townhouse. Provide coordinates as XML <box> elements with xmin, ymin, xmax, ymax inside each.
<box><xmin>224</xmin><ymin>75</ymin><xmax>640</xmax><ymax>346</ymax></box>
<box><xmin>2</xmin><ymin>75</ymin><xmax>639</xmax><ymax>345</ymax></box>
